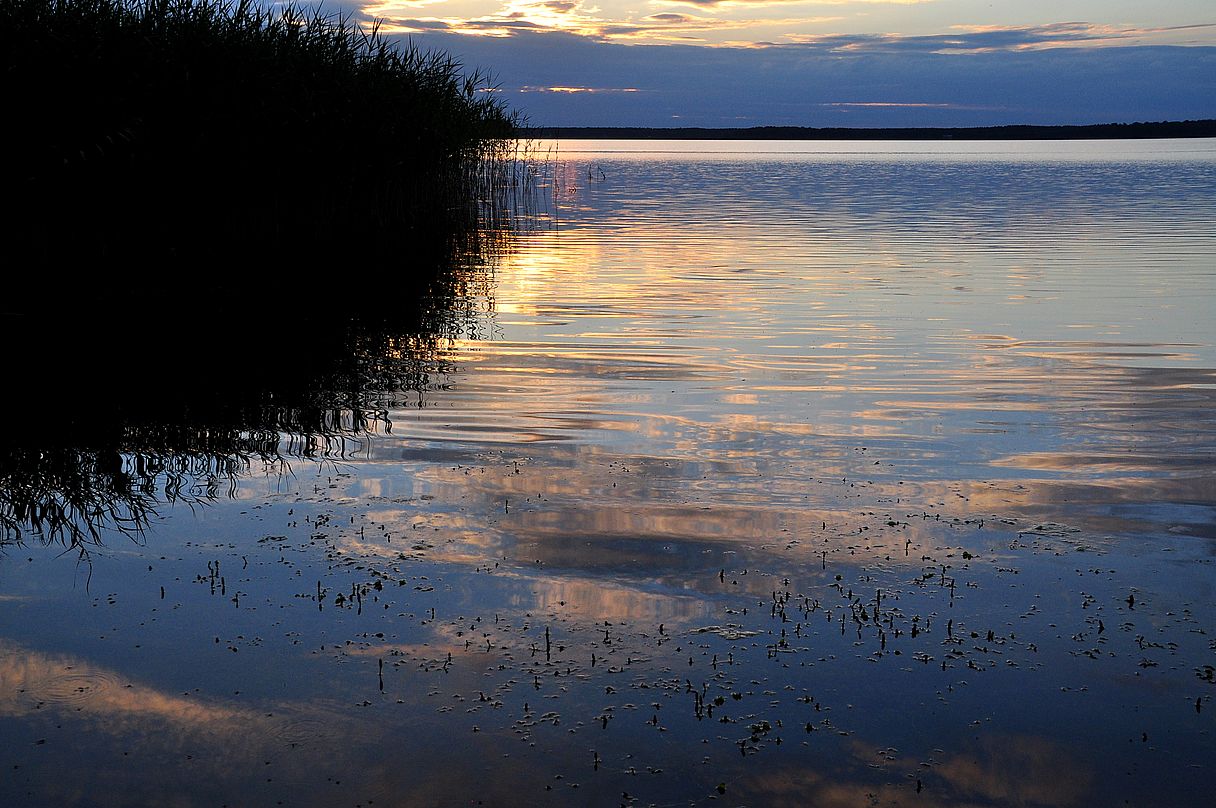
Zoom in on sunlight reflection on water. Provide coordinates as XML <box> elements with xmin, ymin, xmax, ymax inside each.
<box><xmin>386</xmin><ymin>140</ymin><xmax>1216</xmax><ymax>541</ymax></box>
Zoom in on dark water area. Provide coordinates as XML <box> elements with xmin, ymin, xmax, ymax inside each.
<box><xmin>2</xmin><ymin>139</ymin><xmax>1214</xmax><ymax>807</ymax></box>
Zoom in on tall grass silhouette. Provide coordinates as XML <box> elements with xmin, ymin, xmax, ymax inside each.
<box><xmin>1</xmin><ymin>0</ymin><xmax>519</xmax><ymax>263</ymax></box>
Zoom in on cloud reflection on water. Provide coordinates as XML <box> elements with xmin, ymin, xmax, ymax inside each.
<box><xmin>3</xmin><ymin>142</ymin><xmax>1213</xmax><ymax>807</ymax></box>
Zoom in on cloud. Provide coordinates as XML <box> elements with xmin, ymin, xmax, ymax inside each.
<box><xmin>367</xmin><ymin>0</ymin><xmax>1216</xmax><ymax>52</ymax></box>
<box><xmin>597</xmin><ymin>16</ymin><xmax>814</xmax><ymax>41</ymax></box>
<box><xmin>393</xmin><ymin>17</ymin><xmax>454</xmax><ymax>29</ymax></box>
<box><xmin>820</xmin><ymin>101</ymin><xmax>988</xmax><ymax>109</ymax></box>
<box><xmin>657</xmin><ymin>0</ymin><xmax>932</xmax><ymax>8</ymax></box>
<box><xmin>383</xmin><ymin>4</ymin><xmax>844</xmax><ymax>43</ymax></box>
<box><xmin>520</xmin><ymin>85</ymin><xmax>641</xmax><ymax>93</ymax></box>
<box><xmin>380</xmin><ymin>0</ymin><xmax>605</xmax><ymax>38</ymax></box>
<box><xmin>361</xmin><ymin>0</ymin><xmax>448</xmax><ymax>13</ymax></box>
<box><xmin>779</xmin><ymin>21</ymin><xmax>1216</xmax><ymax>53</ymax></box>
<box><xmin>402</xmin><ymin>28</ymin><xmax>1216</xmax><ymax>127</ymax></box>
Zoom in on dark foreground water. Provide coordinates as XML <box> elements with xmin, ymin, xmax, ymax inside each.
<box><xmin>2</xmin><ymin>139</ymin><xmax>1215</xmax><ymax>807</ymax></box>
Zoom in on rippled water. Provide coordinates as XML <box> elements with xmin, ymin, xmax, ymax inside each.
<box><xmin>390</xmin><ymin>139</ymin><xmax>1216</xmax><ymax>546</ymax></box>
<box><xmin>2</xmin><ymin>139</ymin><xmax>1214</xmax><ymax>807</ymax></box>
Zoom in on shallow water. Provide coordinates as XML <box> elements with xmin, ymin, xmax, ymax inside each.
<box><xmin>2</xmin><ymin>139</ymin><xmax>1215</xmax><ymax>807</ymax></box>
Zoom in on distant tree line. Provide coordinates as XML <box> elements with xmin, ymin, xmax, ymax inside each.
<box><xmin>526</xmin><ymin>120</ymin><xmax>1216</xmax><ymax>140</ymax></box>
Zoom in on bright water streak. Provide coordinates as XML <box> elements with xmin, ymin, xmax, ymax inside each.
<box><xmin>386</xmin><ymin>139</ymin><xmax>1216</xmax><ymax>546</ymax></box>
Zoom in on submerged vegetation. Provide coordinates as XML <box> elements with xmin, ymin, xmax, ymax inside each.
<box><xmin>0</xmin><ymin>0</ymin><xmax>519</xmax><ymax>263</ymax></box>
<box><xmin>0</xmin><ymin>228</ymin><xmax>500</xmax><ymax>546</ymax></box>
<box><xmin>0</xmin><ymin>262</ymin><xmax>497</xmax><ymax>546</ymax></box>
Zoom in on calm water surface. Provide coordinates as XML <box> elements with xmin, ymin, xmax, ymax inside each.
<box><xmin>2</xmin><ymin>139</ymin><xmax>1214</xmax><ymax>807</ymax></box>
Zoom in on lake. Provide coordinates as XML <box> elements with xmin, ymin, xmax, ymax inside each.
<box><xmin>2</xmin><ymin>138</ymin><xmax>1214</xmax><ymax>806</ymax></box>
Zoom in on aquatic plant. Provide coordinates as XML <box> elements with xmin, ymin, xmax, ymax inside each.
<box><xmin>0</xmin><ymin>329</ymin><xmax>447</xmax><ymax>547</ymax></box>
<box><xmin>0</xmin><ymin>0</ymin><xmax>519</xmax><ymax>264</ymax></box>
<box><xmin>0</xmin><ymin>242</ymin><xmax>498</xmax><ymax>547</ymax></box>
<box><xmin>0</xmin><ymin>0</ymin><xmax>530</xmax><ymax>545</ymax></box>
<box><xmin>0</xmin><ymin>445</ymin><xmax>155</xmax><ymax>547</ymax></box>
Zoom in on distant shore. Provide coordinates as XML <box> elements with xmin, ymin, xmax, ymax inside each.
<box><xmin>524</xmin><ymin>120</ymin><xmax>1216</xmax><ymax>140</ymax></box>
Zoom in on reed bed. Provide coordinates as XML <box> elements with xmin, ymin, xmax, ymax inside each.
<box><xmin>1</xmin><ymin>0</ymin><xmax>519</xmax><ymax>264</ymax></box>
<box><xmin>0</xmin><ymin>0</ymin><xmax>530</xmax><ymax>543</ymax></box>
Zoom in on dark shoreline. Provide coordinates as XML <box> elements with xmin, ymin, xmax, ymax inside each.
<box><xmin>524</xmin><ymin>119</ymin><xmax>1216</xmax><ymax>140</ymax></box>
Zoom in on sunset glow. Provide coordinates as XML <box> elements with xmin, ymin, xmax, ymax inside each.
<box><xmin>349</xmin><ymin>0</ymin><xmax>1216</xmax><ymax>126</ymax></box>
<box><xmin>361</xmin><ymin>0</ymin><xmax>1216</xmax><ymax>48</ymax></box>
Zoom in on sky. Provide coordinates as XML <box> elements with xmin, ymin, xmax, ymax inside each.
<box><xmin>349</xmin><ymin>0</ymin><xmax>1215</xmax><ymax>126</ymax></box>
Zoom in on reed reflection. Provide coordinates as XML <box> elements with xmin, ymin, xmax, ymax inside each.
<box><xmin>0</xmin><ymin>235</ymin><xmax>503</xmax><ymax>548</ymax></box>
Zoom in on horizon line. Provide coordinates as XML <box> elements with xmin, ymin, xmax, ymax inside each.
<box><xmin>521</xmin><ymin>119</ymin><xmax>1216</xmax><ymax>140</ymax></box>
